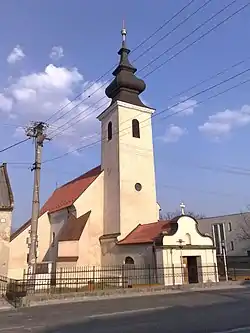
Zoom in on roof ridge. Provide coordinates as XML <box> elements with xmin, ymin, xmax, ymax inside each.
<box><xmin>59</xmin><ymin>165</ymin><xmax>101</xmax><ymax>189</ymax></box>
<box><xmin>10</xmin><ymin>166</ymin><xmax>102</xmax><ymax>241</ymax></box>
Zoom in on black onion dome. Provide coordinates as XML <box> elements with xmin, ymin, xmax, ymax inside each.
<box><xmin>105</xmin><ymin>36</ymin><xmax>147</xmax><ymax>108</ymax></box>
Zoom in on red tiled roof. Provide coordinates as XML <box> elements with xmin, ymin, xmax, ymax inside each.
<box><xmin>118</xmin><ymin>220</ymin><xmax>176</xmax><ymax>245</ymax></box>
<box><xmin>10</xmin><ymin>166</ymin><xmax>102</xmax><ymax>241</ymax></box>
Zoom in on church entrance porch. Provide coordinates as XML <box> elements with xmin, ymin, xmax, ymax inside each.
<box><xmin>182</xmin><ymin>256</ymin><xmax>199</xmax><ymax>284</ymax></box>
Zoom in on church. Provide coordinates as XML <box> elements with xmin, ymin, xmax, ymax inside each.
<box><xmin>7</xmin><ymin>28</ymin><xmax>217</xmax><ymax>285</ymax></box>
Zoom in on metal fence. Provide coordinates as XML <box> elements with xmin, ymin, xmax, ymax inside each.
<box><xmin>216</xmin><ymin>255</ymin><xmax>250</xmax><ymax>281</ymax></box>
<box><xmin>17</xmin><ymin>264</ymin><xmax>218</xmax><ymax>295</ymax></box>
<box><xmin>0</xmin><ymin>275</ymin><xmax>8</xmax><ymax>295</ymax></box>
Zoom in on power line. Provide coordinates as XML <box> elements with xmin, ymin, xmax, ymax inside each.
<box><xmin>132</xmin><ymin>0</ymin><xmax>213</xmax><ymax>63</ymax></box>
<box><xmin>42</xmin><ymin>69</ymin><xmax>250</xmax><ymax>163</ymax></box>
<box><xmin>45</xmin><ymin>0</ymin><xmax>197</xmax><ymax>125</ymax></box>
<box><xmin>0</xmin><ymin>138</ymin><xmax>30</xmax><ymax>153</ymax></box>
<box><xmin>49</xmin><ymin>0</ymin><xmax>245</xmax><ymax>137</ymax></box>
<box><xmin>47</xmin><ymin>0</ymin><xmax>215</xmax><ymax>134</ymax></box>
<box><xmin>48</xmin><ymin>0</ymin><xmax>219</xmax><ymax>133</ymax></box>
<box><xmin>139</xmin><ymin>0</ymin><xmax>234</xmax><ymax>73</ymax></box>
<box><xmin>143</xmin><ymin>1</ymin><xmax>249</xmax><ymax>78</ymax></box>
<box><xmin>165</xmin><ymin>55</ymin><xmax>250</xmax><ymax>103</ymax></box>
<box><xmin>52</xmin><ymin>54</ymin><xmax>250</xmax><ymax>141</ymax></box>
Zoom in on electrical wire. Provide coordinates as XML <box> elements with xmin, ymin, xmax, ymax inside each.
<box><xmin>45</xmin><ymin>0</ymin><xmax>197</xmax><ymax>125</ymax></box>
<box><xmin>49</xmin><ymin>0</ymin><xmax>245</xmax><ymax>137</ymax></box>
<box><xmin>144</xmin><ymin>1</ymin><xmax>249</xmax><ymax>78</ymax></box>
<box><xmin>47</xmin><ymin>0</ymin><xmax>216</xmax><ymax>134</ymax></box>
<box><xmin>0</xmin><ymin>138</ymin><xmax>30</xmax><ymax>153</ymax></box>
<box><xmin>42</xmin><ymin>69</ymin><xmax>250</xmax><ymax>163</ymax></box>
<box><xmin>52</xmin><ymin>54</ymin><xmax>250</xmax><ymax>141</ymax></box>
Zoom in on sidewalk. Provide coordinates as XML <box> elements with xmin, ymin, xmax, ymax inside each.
<box><xmin>0</xmin><ymin>296</ymin><xmax>13</xmax><ymax>312</ymax></box>
<box><xmin>24</xmin><ymin>280</ymin><xmax>249</xmax><ymax>308</ymax></box>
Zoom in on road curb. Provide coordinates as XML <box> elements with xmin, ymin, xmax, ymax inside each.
<box><xmin>25</xmin><ymin>281</ymin><xmax>247</xmax><ymax>308</ymax></box>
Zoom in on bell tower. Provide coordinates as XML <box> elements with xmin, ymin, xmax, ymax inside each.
<box><xmin>98</xmin><ymin>28</ymin><xmax>159</xmax><ymax>240</ymax></box>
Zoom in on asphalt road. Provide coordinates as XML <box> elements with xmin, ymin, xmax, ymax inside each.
<box><xmin>1</xmin><ymin>288</ymin><xmax>250</xmax><ymax>332</ymax></box>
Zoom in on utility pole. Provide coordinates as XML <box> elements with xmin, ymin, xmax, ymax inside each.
<box><xmin>26</xmin><ymin>121</ymin><xmax>49</xmax><ymax>276</ymax></box>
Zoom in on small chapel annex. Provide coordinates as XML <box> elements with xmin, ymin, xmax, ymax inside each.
<box><xmin>7</xmin><ymin>28</ymin><xmax>217</xmax><ymax>285</ymax></box>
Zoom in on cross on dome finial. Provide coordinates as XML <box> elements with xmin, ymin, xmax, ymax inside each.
<box><xmin>180</xmin><ymin>202</ymin><xmax>185</xmax><ymax>215</ymax></box>
<box><xmin>105</xmin><ymin>25</ymin><xmax>147</xmax><ymax>108</ymax></box>
<box><xmin>121</xmin><ymin>19</ymin><xmax>127</xmax><ymax>45</ymax></box>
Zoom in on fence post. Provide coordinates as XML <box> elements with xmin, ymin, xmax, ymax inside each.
<box><xmin>92</xmin><ymin>266</ymin><xmax>95</xmax><ymax>291</ymax></box>
<box><xmin>59</xmin><ymin>268</ymin><xmax>63</xmax><ymax>293</ymax></box>
<box><xmin>172</xmin><ymin>264</ymin><xmax>175</xmax><ymax>286</ymax></box>
<box><xmin>214</xmin><ymin>263</ymin><xmax>218</xmax><ymax>283</ymax></box>
<box><xmin>148</xmin><ymin>264</ymin><xmax>151</xmax><ymax>286</ymax></box>
<box><xmin>122</xmin><ymin>264</ymin><xmax>125</xmax><ymax>288</ymax></box>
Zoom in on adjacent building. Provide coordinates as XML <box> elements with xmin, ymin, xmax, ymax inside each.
<box><xmin>0</xmin><ymin>163</ymin><xmax>14</xmax><ymax>276</ymax></box>
<box><xmin>199</xmin><ymin>213</ymin><xmax>250</xmax><ymax>256</ymax></box>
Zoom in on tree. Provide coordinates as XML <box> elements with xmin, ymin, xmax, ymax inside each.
<box><xmin>160</xmin><ymin>210</ymin><xmax>205</xmax><ymax>220</ymax></box>
<box><xmin>237</xmin><ymin>206</ymin><xmax>250</xmax><ymax>240</ymax></box>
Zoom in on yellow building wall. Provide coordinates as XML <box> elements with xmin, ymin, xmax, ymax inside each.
<box><xmin>99</xmin><ymin>100</ymin><xmax>159</xmax><ymax>241</ymax></box>
<box><xmin>74</xmin><ymin>172</ymin><xmax>104</xmax><ymax>267</ymax></box>
<box><xmin>58</xmin><ymin>240</ymin><xmax>78</xmax><ymax>258</ymax></box>
<box><xmin>0</xmin><ymin>211</ymin><xmax>12</xmax><ymax>276</ymax></box>
<box><xmin>8</xmin><ymin>213</ymin><xmax>51</xmax><ymax>279</ymax></box>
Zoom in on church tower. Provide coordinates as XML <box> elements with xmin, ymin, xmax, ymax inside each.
<box><xmin>98</xmin><ymin>28</ymin><xmax>159</xmax><ymax>240</ymax></box>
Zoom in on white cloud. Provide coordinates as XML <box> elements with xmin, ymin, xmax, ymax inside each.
<box><xmin>171</xmin><ymin>98</ymin><xmax>198</xmax><ymax>116</ymax></box>
<box><xmin>13</xmin><ymin>126</ymin><xmax>26</xmax><ymax>138</ymax></box>
<box><xmin>198</xmin><ymin>104</ymin><xmax>250</xmax><ymax>140</ymax></box>
<box><xmin>50</xmin><ymin>46</ymin><xmax>64</xmax><ymax>60</ymax></box>
<box><xmin>0</xmin><ymin>93</ymin><xmax>13</xmax><ymax>112</ymax></box>
<box><xmin>161</xmin><ymin>124</ymin><xmax>187</xmax><ymax>143</ymax></box>
<box><xmin>7</xmin><ymin>45</ymin><xmax>25</xmax><ymax>64</ymax></box>
<box><xmin>0</xmin><ymin>63</ymin><xmax>109</xmax><ymax>153</ymax></box>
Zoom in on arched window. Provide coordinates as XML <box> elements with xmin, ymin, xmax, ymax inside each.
<box><xmin>125</xmin><ymin>256</ymin><xmax>134</xmax><ymax>265</ymax></box>
<box><xmin>108</xmin><ymin>121</ymin><xmax>112</xmax><ymax>141</ymax></box>
<box><xmin>132</xmin><ymin>119</ymin><xmax>140</xmax><ymax>138</ymax></box>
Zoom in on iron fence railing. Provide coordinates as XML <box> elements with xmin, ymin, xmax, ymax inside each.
<box><xmin>0</xmin><ymin>275</ymin><xmax>8</xmax><ymax>295</ymax></box>
<box><xmin>19</xmin><ymin>264</ymin><xmax>218</xmax><ymax>294</ymax></box>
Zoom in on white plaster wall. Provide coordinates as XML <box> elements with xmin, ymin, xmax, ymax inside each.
<box><xmin>101</xmin><ymin>242</ymin><xmax>154</xmax><ymax>266</ymax></box>
<box><xmin>0</xmin><ymin>211</ymin><xmax>12</xmax><ymax>276</ymax></box>
<box><xmin>74</xmin><ymin>172</ymin><xmax>104</xmax><ymax>267</ymax></box>
<box><xmin>163</xmin><ymin>216</ymin><xmax>213</xmax><ymax>247</ymax></box>
<box><xmin>8</xmin><ymin>213</ymin><xmax>51</xmax><ymax>279</ymax></box>
<box><xmin>160</xmin><ymin>247</ymin><xmax>217</xmax><ymax>285</ymax></box>
<box><xmin>58</xmin><ymin>240</ymin><xmax>78</xmax><ymax>257</ymax></box>
<box><xmin>99</xmin><ymin>101</ymin><xmax>158</xmax><ymax>240</ymax></box>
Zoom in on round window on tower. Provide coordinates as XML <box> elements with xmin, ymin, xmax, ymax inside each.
<box><xmin>135</xmin><ymin>183</ymin><xmax>142</xmax><ymax>191</ymax></box>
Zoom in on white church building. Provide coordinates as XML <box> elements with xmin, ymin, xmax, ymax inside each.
<box><xmin>7</xmin><ymin>28</ymin><xmax>218</xmax><ymax>286</ymax></box>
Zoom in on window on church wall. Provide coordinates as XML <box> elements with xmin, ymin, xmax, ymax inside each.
<box><xmin>51</xmin><ymin>232</ymin><xmax>55</xmax><ymax>247</ymax></box>
<box><xmin>108</xmin><ymin>121</ymin><xmax>112</xmax><ymax>141</ymax></box>
<box><xmin>125</xmin><ymin>256</ymin><xmax>134</xmax><ymax>265</ymax></box>
<box><xmin>132</xmin><ymin>119</ymin><xmax>140</xmax><ymax>138</ymax></box>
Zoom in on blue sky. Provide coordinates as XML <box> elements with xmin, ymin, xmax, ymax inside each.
<box><xmin>0</xmin><ymin>0</ymin><xmax>250</xmax><ymax>228</ymax></box>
